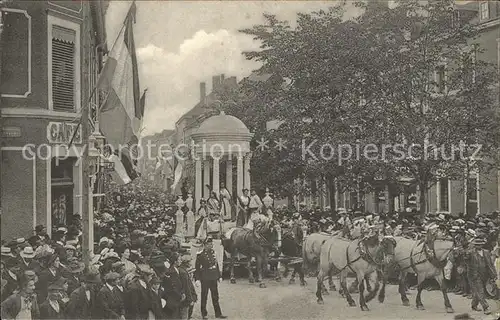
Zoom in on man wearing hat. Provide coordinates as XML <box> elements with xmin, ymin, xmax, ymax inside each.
<box><xmin>97</xmin><ymin>272</ymin><xmax>125</xmax><ymax>319</ymax></box>
<box><xmin>52</xmin><ymin>229</ymin><xmax>68</xmax><ymax>263</ymax></box>
<box><xmin>39</xmin><ymin>283</ymin><xmax>65</xmax><ymax>319</ymax></box>
<box><xmin>65</xmin><ymin>272</ymin><xmax>101</xmax><ymax>319</ymax></box>
<box><xmin>194</xmin><ymin>237</ymin><xmax>226</xmax><ymax>319</ymax></box>
<box><xmin>162</xmin><ymin>252</ymin><xmax>187</xmax><ymax>319</ymax></box>
<box><xmin>125</xmin><ymin>264</ymin><xmax>155</xmax><ymax>320</ymax></box>
<box><xmin>35</xmin><ymin>225</ymin><xmax>51</xmax><ymax>243</ymax></box>
<box><xmin>465</xmin><ymin>237</ymin><xmax>496</xmax><ymax>315</ymax></box>
<box><xmin>18</xmin><ymin>246</ymin><xmax>42</xmax><ymax>276</ymax></box>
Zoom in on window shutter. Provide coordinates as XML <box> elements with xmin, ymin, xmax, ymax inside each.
<box><xmin>52</xmin><ymin>25</ymin><xmax>76</xmax><ymax>112</ymax></box>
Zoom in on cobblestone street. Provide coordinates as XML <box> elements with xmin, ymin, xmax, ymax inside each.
<box><xmin>192</xmin><ymin>277</ymin><xmax>499</xmax><ymax>320</ymax></box>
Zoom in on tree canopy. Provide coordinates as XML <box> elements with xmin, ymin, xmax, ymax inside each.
<box><xmin>219</xmin><ymin>0</ymin><xmax>500</xmax><ymax>212</ymax></box>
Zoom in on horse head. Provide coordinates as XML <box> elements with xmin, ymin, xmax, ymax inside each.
<box><xmin>378</xmin><ymin>236</ymin><xmax>397</xmax><ymax>265</ymax></box>
<box><xmin>252</xmin><ymin>219</ymin><xmax>274</xmax><ymax>248</ymax></box>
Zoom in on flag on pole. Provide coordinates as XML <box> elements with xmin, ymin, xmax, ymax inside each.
<box><xmin>97</xmin><ymin>2</ymin><xmax>144</xmax><ymax>184</ymax></box>
<box><xmin>171</xmin><ymin>159</ymin><xmax>184</xmax><ymax>193</ymax></box>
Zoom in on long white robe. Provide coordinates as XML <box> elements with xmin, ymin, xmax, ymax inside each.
<box><xmin>220</xmin><ymin>188</ymin><xmax>232</xmax><ymax>220</ymax></box>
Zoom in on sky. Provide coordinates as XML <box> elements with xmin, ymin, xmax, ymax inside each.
<box><xmin>105</xmin><ymin>1</ymin><xmax>362</xmax><ymax>136</ymax></box>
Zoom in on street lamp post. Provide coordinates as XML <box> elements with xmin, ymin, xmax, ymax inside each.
<box><xmin>83</xmin><ymin>121</ymin><xmax>105</xmax><ymax>267</ymax></box>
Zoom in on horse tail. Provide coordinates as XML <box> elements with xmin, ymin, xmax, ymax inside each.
<box><xmin>302</xmin><ymin>239</ymin><xmax>312</xmax><ymax>273</ymax></box>
<box><xmin>364</xmin><ymin>273</ymin><xmax>381</xmax><ymax>303</ymax></box>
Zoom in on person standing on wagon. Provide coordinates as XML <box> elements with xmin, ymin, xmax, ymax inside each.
<box><xmin>194</xmin><ymin>237</ymin><xmax>226</xmax><ymax>320</ymax></box>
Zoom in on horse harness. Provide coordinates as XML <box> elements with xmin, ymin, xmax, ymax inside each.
<box><xmin>345</xmin><ymin>238</ymin><xmax>382</xmax><ymax>273</ymax></box>
<box><xmin>408</xmin><ymin>239</ymin><xmax>448</xmax><ymax>274</ymax></box>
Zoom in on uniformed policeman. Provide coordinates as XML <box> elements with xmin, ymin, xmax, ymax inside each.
<box><xmin>194</xmin><ymin>237</ymin><xmax>227</xmax><ymax>320</ymax></box>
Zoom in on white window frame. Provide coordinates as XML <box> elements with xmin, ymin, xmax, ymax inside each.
<box><xmin>463</xmin><ymin>170</ymin><xmax>480</xmax><ymax>215</ymax></box>
<box><xmin>47</xmin><ymin>15</ymin><xmax>81</xmax><ymax>112</ymax></box>
<box><xmin>480</xmin><ymin>2</ymin><xmax>489</xmax><ymax>21</ymax></box>
<box><xmin>436</xmin><ymin>177</ymin><xmax>451</xmax><ymax>213</ymax></box>
<box><xmin>434</xmin><ymin>62</ymin><xmax>448</xmax><ymax>94</ymax></box>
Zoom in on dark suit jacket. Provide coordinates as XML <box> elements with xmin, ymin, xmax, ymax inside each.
<box><xmin>149</xmin><ymin>288</ymin><xmax>165</xmax><ymax>319</ymax></box>
<box><xmin>39</xmin><ymin>300</ymin><xmax>64</xmax><ymax>319</ymax></box>
<box><xmin>97</xmin><ymin>284</ymin><xmax>124</xmax><ymax>319</ymax></box>
<box><xmin>36</xmin><ymin>268</ymin><xmax>61</xmax><ymax>303</ymax></box>
<box><xmin>0</xmin><ymin>293</ymin><xmax>40</xmax><ymax>320</ymax></box>
<box><xmin>466</xmin><ymin>249</ymin><xmax>497</xmax><ymax>281</ymax></box>
<box><xmin>113</xmin><ymin>285</ymin><xmax>126</xmax><ymax>315</ymax></box>
<box><xmin>1</xmin><ymin>272</ymin><xmax>18</xmax><ymax>303</ymax></box>
<box><xmin>65</xmin><ymin>286</ymin><xmax>99</xmax><ymax>319</ymax></box>
<box><xmin>125</xmin><ymin>279</ymin><xmax>152</xmax><ymax>320</ymax></box>
<box><xmin>53</xmin><ymin>243</ymin><xmax>68</xmax><ymax>263</ymax></box>
<box><xmin>194</xmin><ymin>249</ymin><xmax>221</xmax><ymax>282</ymax></box>
<box><xmin>179</xmin><ymin>267</ymin><xmax>196</xmax><ymax>304</ymax></box>
<box><xmin>162</xmin><ymin>266</ymin><xmax>185</xmax><ymax>310</ymax></box>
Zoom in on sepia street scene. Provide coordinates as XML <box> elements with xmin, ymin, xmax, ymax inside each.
<box><xmin>0</xmin><ymin>1</ymin><xmax>499</xmax><ymax>319</ymax></box>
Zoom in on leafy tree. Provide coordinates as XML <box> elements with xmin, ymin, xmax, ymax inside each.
<box><xmin>217</xmin><ymin>0</ymin><xmax>500</xmax><ymax>214</ymax></box>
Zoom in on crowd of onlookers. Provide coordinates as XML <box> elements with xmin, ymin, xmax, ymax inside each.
<box><xmin>1</xmin><ymin>180</ymin><xmax>197</xmax><ymax>319</ymax></box>
<box><xmin>1</xmin><ymin>177</ymin><xmax>499</xmax><ymax>319</ymax></box>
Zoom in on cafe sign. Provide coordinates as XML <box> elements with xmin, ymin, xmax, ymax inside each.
<box><xmin>47</xmin><ymin>122</ymin><xmax>82</xmax><ymax>144</ymax></box>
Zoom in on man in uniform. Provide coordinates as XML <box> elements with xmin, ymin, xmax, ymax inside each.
<box><xmin>194</xmin><ymin>237</ymin><xmax>226</xmax><ymax>320</ymax></box>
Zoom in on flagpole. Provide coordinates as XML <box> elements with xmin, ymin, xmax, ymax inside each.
<box><xmin>68</xmin><ymin>1</ymin><xmax>136</xmax><ymax>149</ymax></box>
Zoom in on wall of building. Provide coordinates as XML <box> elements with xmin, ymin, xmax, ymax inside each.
<box><xmin>1</xmin><ymin>0</ymin><xmax>101</xmax><ymax>239</ymax></box>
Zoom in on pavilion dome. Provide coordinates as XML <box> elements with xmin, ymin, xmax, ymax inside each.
<box><xmin>196</xmin><ymin>111</ymin><xmax>250</xmax><ymax>135</ymax></box>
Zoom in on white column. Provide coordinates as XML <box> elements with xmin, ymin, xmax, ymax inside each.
<box><xmin>237</xmin><ymin>155</ymin><xmax>244</xmax><ymax>197</ymax></box>
<box><xmin>203</xmin><ymin>159</ymin><xmax>210</xmax><ymax>199</ymax></box>
<box><xmin>226</xmin><ymin>157</ymin><xmax>233</xmax><ymax>196</ymax></box>
<box><xmin>244</xmin><ymin>153</ymin><xmax>251</xmax><ymax>191</ymax></box>
<box><xmin>195</xmin><ymin>158</ymin><xmax>202</xmax><ymax>210</ymax></box>
<box><xmin>213</xmin><ymin>156</ymin><xmax>220</xmax><ymax>195</ymax></box>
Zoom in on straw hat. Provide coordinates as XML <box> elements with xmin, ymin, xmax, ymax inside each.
<box><xmin>1</xmin><ymin>246</ymin><xmax>15</xmax><ymax>258</ymax></box>
<box><xmin>136</xmin><ymin>264</ymin><xmax>154</xmax><ymax>275</ymax></box>
<box><xmin>20</xmin><ymin>246</ymin><xmax>35</xmax><ymax>259</ymax></box>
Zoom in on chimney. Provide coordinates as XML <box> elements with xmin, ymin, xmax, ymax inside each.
<box><xmin>212</xmin><ymin>75</ymin><xmax>221</xmax><ymax>91</ymax></box>
<box><xmin>200</xmin><ymin>82</ymin><xmax>206</xmax><ymax>104</ymax></box>
<box><xmin>220</xmin><ymin>74</ymin><xmax>225</xmax><ymax>83</ymax></box>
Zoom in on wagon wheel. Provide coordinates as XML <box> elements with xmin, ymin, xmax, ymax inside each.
<box><xmin>484</xmin><ymin>279</ymin><xmax>497</xmax><ymax>298</ymax></box>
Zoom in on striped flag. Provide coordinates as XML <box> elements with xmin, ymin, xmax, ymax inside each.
<box><xmin>97</xmin><ymin>2</ymin><xmax>144</xmax><ymax>185</ymax></box>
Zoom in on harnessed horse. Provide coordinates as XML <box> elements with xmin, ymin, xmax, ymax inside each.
<box><xmin>222</xmin><ymin>219</ymin><xmax>279</xmax><ymax>288</ymax></box>
<box><xmin>316</xmin><ymin>235</ymin><xmax>397</xmax><ymax>311</ymax></box>
<box><xmin>392</xmin><ymin>235</ymin><xmax>455</xmax><ymax>313</ymax></box>
<box><xmin>277</xmin><ymin>223</ymin><xmax>307</xmax><ymax>286</ymax></box>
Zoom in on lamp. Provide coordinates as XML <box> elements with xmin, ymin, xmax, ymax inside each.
<box><xmin>263</xmin><ymin>187</ymin><xmax>273</xmax><ymax>208</ymax></box>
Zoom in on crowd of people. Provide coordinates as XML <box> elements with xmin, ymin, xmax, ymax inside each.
<box><xmin>1</xmin><ymin>177</ymin><xmax>499</xmax><ymax>319</ymax></box>
<box><xmin>0</xmin><ymin>179</ymin><xmax>227</xmax><ymax>320</ymax></box>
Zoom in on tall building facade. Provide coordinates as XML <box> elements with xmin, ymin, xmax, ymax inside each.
<box><xmin>0</xmin><ymin>0</ymin><xmax>108</xmax><ymax>239</ymax></box>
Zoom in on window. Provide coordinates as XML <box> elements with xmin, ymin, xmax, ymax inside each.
<box><xmin>438</xmin><ymin>178</ymin><xmax>449</xmax><ymax>212</ymax></box>
<box><xmin>466</xmin><ymin>173</ymin><xmax>479</xmax><ymax>217</ymax></box>
<box><xmin>48</xmin><ymin>15</ymin><xmax>80</xmax><ymax>112</ymax></box>
<box><xmin>435</xmin><ymin>65</ymin><xmax>446</xmax><ymax>93</ymax></box>
<box><xmin>480</xmin><ymin>2</ymin><xmax>489</xmax><ymax>20</ymax></box>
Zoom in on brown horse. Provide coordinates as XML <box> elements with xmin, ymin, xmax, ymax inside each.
<box><xmin>316</xmin><ymin>235</ymin><xmax>397</xmax><ymax>311</ymax></box>
<box><xmin>392</xmin><ymin>236</ymin><xmax>454</xmax><ymax>313</ymax></box>
<box><xmin>222</xmin><ymin>219</ymin><xmax>278</xmax><ymax>288</ymax></box>
<box><xmin>277</xmin><ymin>225</ymin><xmax>307</xmax><ymax>286</ymax></box>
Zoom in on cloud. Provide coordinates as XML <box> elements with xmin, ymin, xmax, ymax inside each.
<box><xmin>137</xmin><ymin>29</ymin><xmax>261</xmax><ymax>135</ymax></box>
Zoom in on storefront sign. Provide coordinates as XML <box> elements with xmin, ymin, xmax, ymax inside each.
<box><xmin>2</xmin><ymin>126</ymin><xmax>21</xmax><ymax>138</ymax></box>
<box><xmin>47</xmin><ymin>122</ymin><xmax>82</xmax><ymax>144</ymax></box>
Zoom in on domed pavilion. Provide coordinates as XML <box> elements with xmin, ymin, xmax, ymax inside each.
<box><xmin>190</xmin><ymin>111</ymin><xmax>254</xmax><ymax>210</ymax></box>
